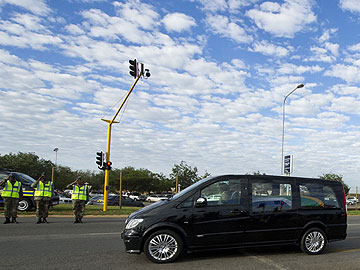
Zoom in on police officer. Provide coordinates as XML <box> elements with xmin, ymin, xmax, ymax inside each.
<box><xmin>31</xmin><ymin>172</ymin><xmax>53</xmax><ymax>224</ymax></box>
<box><xmin>0</xmin><ymin>173</ymin><xmax>23</xmax><ymax>224</ymax></box>
<box><xmin>67</xmin><ymin>177</ymin><xmax>89</xmax><ymax>223</ymax></box>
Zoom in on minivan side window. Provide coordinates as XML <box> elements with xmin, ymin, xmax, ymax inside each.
<box><xmin>251</xmin><ymin>182</ymin><xmax>292</xmax><ymax>213</ymax></box>
<box><xmin>201</xmin><ymin>179</ymin><xmax>241</xmax><ymax>206</ymax></box>
<box><xmin>300</xmin><ymin>183</ymin><xmax>340</xmax><ymax>209</ymax></box>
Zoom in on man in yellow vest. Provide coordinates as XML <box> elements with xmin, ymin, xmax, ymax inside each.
<box><xmin>67</xmin><ymin>177</ymin><xmax>89</xmax><ymax>223</ymax></box>
<box><xmin>0</xmin><ymin>173</ymin><xmax>23</xmax><ymax>224</ymax></box>
<box><xmin>31</xmin><ymin>172</ymin><xmax>53</xmax><ymax>224</ymax></box>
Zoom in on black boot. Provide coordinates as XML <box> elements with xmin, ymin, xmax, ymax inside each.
<box><xmin>36</xmin><ymin>217</ymin><xmax>42</xmax><ymax>224</ymax></box>
<box><xmin>79</xmin><ymin>218</ymin><xmax>83</xmax><ymax>223</ymax></box>
<box><xmin>11</xmin><ymin>217</ymin><xmax>18</xmax><ymax>224</ymax></box>
<box><xmin>3</xmin><ymin>218</ymin><xmax>10</xmax><ymax>224</ymax></box>
<box><xmin>43</xmin><ymin>218</ymin><xmax>49</xmax><ymax>223</ymax></box>
<box><xmin>74</xmin><ymin>218</ymin><xmax>79</xmax><ymax>223</ymax></box>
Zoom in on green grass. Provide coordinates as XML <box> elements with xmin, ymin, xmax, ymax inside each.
<box><xmin>348</xmin><ymin>210</ymin><xmax>360</xmax><ymax>215</ymax></box>
<box><xmin>0</xmin><ymin>204</ymin><xmax>140</xmax><ymax>216</ymax></box>
<box><xmin>2</xmin><ymin>205</ymin><xmax>360</xmax><ymax>216</ymax></box>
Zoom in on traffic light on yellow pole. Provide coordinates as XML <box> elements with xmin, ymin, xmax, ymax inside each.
<box><xmin>101</xmin><ymin>59</ymin><xmax>150</xmax><ymax>212</ymax></box>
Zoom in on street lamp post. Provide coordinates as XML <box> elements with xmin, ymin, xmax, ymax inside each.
<box><xmin>281</xmin><ymin>84</ymin><xmax>304</xmax><ymax>175</ymax></box>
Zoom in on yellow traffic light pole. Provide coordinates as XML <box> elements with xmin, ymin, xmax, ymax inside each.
<box><xmin>101</xmin><ymin>68</ymin><xmax>142</xmax><ymax>212</ymax></box>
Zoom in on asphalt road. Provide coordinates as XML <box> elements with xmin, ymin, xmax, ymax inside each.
<box><xmin>1</xmin><ymin>216</ymin><xmax>360</xmax><ymax>270</ymax></box>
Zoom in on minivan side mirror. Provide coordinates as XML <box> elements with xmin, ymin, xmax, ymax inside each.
<box><xmin>195</xmin><ymin>197</ymin><xmax>207</xmax><ymax>208</ymax></box>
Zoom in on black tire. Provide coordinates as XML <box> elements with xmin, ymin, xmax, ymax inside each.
<box><xmin>144</xmin><ymin>230</ymin><xmax>183</xmax><ymax>263</ymax></box>
<box><xmin>300</xmin><ymin>228</ymin><xmax>327</xmax><ymax>255</ymax></box>
<box><xmin>18</xmin><ymin>198</ymin><xmax>32</xmax><ymax>211</ymax></box>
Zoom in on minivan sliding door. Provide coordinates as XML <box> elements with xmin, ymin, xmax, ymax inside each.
<box><xmin>247</xmin><ymin>178</ymin><xmax>298</xmax><ymax>245</ymax></box>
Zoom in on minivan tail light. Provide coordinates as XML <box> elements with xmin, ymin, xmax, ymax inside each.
<box><xmin>342</xmin><ymin>185</ymin><xmax>347</xmax><ymax>215</ymax></box>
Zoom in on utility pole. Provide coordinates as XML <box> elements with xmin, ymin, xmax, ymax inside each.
<box><xmin>101</xmin><ymin>60</ymin><xmax>150</xmax><ymax>212</ymax></box>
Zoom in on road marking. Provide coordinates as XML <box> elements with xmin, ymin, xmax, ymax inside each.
<box><xmin>244</xmin><ymin>253</ymin><xmax>291</xmax><ymax>270</ymax></box>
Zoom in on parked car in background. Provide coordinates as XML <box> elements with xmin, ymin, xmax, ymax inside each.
<box><xmin>59</xmin><ymin>195</ymin><xmax>72</xmax><ymax>204</ymax></box>
<box><xmin>347</xmin><ymin>196</ymin><xmax>359</xmax><ymax>205</ymax></box>
<box><xmin>146</xmin><ymin>194</ymin><xmax>168</xmax><ymax>202</ymax></box>
<box><xmin>127</xmin><ymin>192</ymin><xmax>147</xmax><ymax>201</ymax></box>
<box><xmin>87</xmin><ymin>194</ymin><xmax>144</xmax><ymax>207</ymax></box>
<box><xmin>0</xmin><ymin>169</ymin><xmax>59</xmax><ymax>211</ymax></box>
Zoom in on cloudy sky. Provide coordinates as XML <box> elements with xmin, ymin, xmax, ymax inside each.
<box><xmin>1</xmin><ymin>0</ymin><xmax>360</xmax><ymax>190</ymax></box>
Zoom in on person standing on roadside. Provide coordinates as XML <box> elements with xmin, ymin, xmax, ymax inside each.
<box><xmin>66</xmin><ymin>177</ymin><xmax>89</xmax><ymax>223</ymax></box>
<box><xmin>0</xmin><ymin>173</ymin><xmax>23</xmax><ymax>224</ymax></box>
<box><xmin>31</xmin><ymin>172</ymin><xmax>53</xmax><ymax>224</ymax></box>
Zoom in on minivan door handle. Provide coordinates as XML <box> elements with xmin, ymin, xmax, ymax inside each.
<box><xmin>230</xmin><ymin>209</ymin><xmax>244</xmax><ymax>215</ymax></box>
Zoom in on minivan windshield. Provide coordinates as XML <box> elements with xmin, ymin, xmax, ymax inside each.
<box><xmin>171</xmin><ymin>176</ymin><xmax>215</xmax><ymax>200</ymax></box>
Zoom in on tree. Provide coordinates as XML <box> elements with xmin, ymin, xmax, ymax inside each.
<box><xmin>0</xmin><ymin>152</ymin><xmax>53</xmax><ymax>179</ymax></box>
<box><xmin>319</xmin><ymin>173</ymin><xmax>350</xmax><ymax>195</ymax></box>
<box><xmin>169</xmin><ymin>161</ymin><xmax>210</xmax><ymax>189</ymax></box>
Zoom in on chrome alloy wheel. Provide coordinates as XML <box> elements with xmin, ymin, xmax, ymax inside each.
<box><xmin>148</xmin><ymin>233</ymin><xmax>178</xmax><ymax>261</ymax></box>
<box><xmin>305</xmin><ymin>231</ymin><xmax>325</xmax><ymax>253</ymax></box>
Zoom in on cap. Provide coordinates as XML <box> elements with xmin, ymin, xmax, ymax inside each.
<box><xmin>41</xmin><ymin>172</ymin><xmax>45</xmax><ymax>176</ymax></box>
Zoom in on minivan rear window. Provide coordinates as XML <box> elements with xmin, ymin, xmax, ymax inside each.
<box><xmin>299</xmin><ymin>183</ymin><xmax>340</xmax><ymax>209</ymax></box>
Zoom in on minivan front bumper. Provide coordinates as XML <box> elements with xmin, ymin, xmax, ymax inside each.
<box><xmin>121</xmin><ymin>230</ymin><xmax>142</xmax><ymax>254</ymax></box>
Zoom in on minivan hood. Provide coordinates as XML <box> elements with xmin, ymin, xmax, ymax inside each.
<box><xmin>128</xmin><ymin>200</ymin><xmax>168</xmax><ymax>219</ymax></box>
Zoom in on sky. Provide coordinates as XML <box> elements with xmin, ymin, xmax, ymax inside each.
<box><xmin>0</xmin><ymin>0</ymin><xmax>360</xmax><ymax>191</ymax></box>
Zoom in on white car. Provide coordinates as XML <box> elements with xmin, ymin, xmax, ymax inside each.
<box><xmin>347</xmin><ymin>196</ymin><xmax>359</xmax><ymax>205</ymax></box>
<box><xmin>59</xmin><ymin>196</ymin><xmax>72</xmax><ymax>204</ymax></box>
<box><xmin>146</xmin><ymin>194</ymin><xmax>168</xmax><ymax>202</ymax></box>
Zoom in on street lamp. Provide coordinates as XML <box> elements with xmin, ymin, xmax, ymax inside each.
<box><xmin>53</xmin><ymin>148</ymin><xmax>59</xmax><ymax>166</ymax></box>
<box><xmin>281</xmin><ymin>83</ymin><xmax>304</xmax><ymax>175</ymax></box>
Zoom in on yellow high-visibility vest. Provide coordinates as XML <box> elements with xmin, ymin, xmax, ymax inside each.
<box><xmin>1</xmin><ymin>180</ymin><xmax>21</xmax><ymax>198</ymax></box>
<box><xmin>34</xmin><ymin>181</ymin><xmax>53</xmax><ymax>197</ymax></box>
<box><xmin>71</xmin><ymin>185</ymin><xmax>88</xmax><ymax>201</ymax></box>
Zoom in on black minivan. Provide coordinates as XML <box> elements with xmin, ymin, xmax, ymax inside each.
<box><xmin>121</xmin><ymin>175</ymin><xmax>347</xmax><ymax>263</ymax></box>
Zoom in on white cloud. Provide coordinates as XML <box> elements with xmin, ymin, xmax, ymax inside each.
<box><xmin>249</xmin><ymin>40</ymin><xmax>290</xmax><ymax>57</ymax></box>
<box><xmin>348</xmin><ymin>43</ymin><xmax>360</xmax><ymax>51</ymax></box>
<box><xmin>277</xmin><ymin>63</ymin><xmax>323</xmax><ymax>74</ymax></box>
<box><xmin>113</xmin><ymin>0</ymin><xmax>159</xmax><ymax>30</ymax></box>
<box><xmin>1</xmin><ymin>0</ymin><xmax>51</xmax><ymax>16</ymax></box>
<box><xmin>194</xmin><ymin>0</ymin><xmax>228</xmax><ymax>12</ymax></box>
<box><xmin>330</xmin><ymin>96</ymin><xmax>360</xmax><ymax>114</ymax></box>
<box><xmin>246</xmin><ymin>0</ymin><xmax>316</xmax><ymax>38</ymax></box>
<box><xmin>205</xmin><ymin>14</ymin><xmax>252</xmax><ymax>43</ymax></box>
<box><xmin>0</xmin><ymin>14</ymin><xmax>62</xmax><ymax>50</ymax></box>
<box><xmin>331</xmin><ymin>84</ymin><xmax>360</xmax><ymax>97</ymax></box>
<box><xmin>162</xmin><ymin>13</ymin><xmax>196</xmax><ymax>32</ymax></box>
<box><xmin>339</xmin><ymin>0</ymin><xmax>360</xmax><ymax>14</ymax></box>
<box><xmin>325</xmin><ymin>64</ymin><xmax>360</xmax><ymax>83</ymax></box>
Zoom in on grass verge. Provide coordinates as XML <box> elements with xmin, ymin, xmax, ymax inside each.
<box><xmin>348</xmin><ymin>210</ymin><xmax>360</xmax><ymax>215</ymax></box>
<box><xmin>2</xmin><ymin>205</ymin><xmax>360</xmax><ymax>216</ymax></box>
<box><xmin>1</xmin><ymin>204</ymin><xmax>139</xmax><ymax>216</ymax></box>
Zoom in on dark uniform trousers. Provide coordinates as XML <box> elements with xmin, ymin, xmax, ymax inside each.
<box><xmin>35</xmin><ymin>197</ymin><xmax>51</xmax><ymax>218</ymax></box>
<box><xmin>72</xmin><ymin>200</ymin><xmax>86</xmax><ymax>219</ymax></box>
<box><xmin>4</xmin><ymin>197</ymin><xmax>19</xmax><ymax>218</ymax></box>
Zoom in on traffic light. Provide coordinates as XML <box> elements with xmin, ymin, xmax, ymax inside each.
<box><xmin>96</xmin><ymin>151</ymin><xmax>104</xmax><ymax>170</ymax></box>
<box><xmin>105</xmin><ymin>161</ymin><xmax>112</xmax><ymax>170</ymax></box>
<box><xmin>129</xmin><ymin>59</ymin><xmax>138</xmax><ymax>78</ymax></box>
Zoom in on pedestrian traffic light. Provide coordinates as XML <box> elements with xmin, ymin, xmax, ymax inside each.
<box><xmin>129</xmin><ymin>59</ymin><xmax>138</xmax><ymax>78</ymax></box>
<box><xmin>96</xmin><ymin>151</ymin><xmax>104</xmax><ymax>170</ymax></box>
<box><xmin>105</xmin><ymin>161</ymin><xmax>112</xmax><ymax>170</ymax></box>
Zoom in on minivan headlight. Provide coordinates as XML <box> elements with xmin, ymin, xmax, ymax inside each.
<box><xmin>125</xmin><ymin>218</ymin><xmax>143</xmax><ymax>230</ymax></box>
